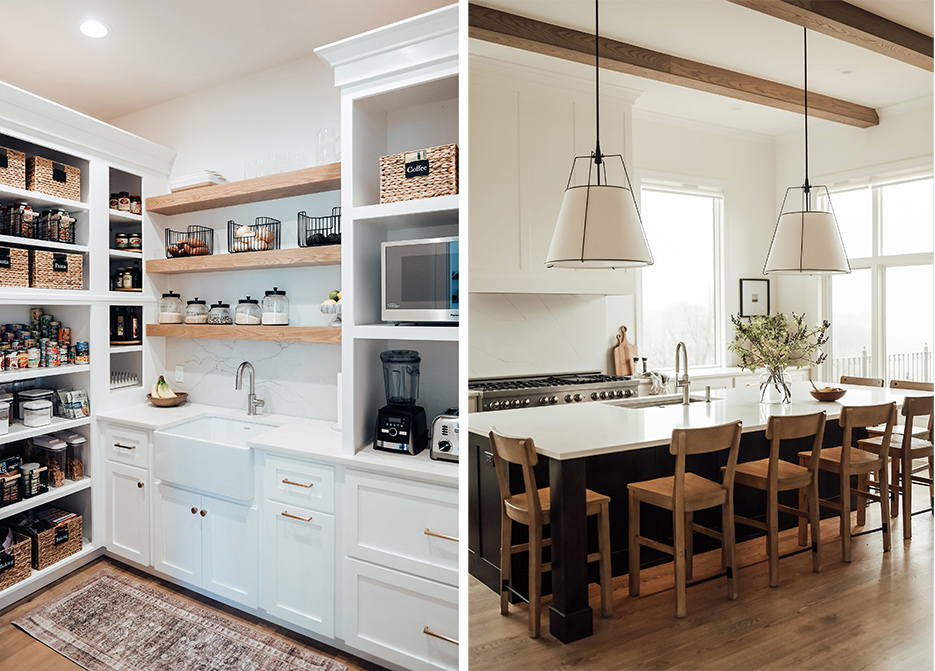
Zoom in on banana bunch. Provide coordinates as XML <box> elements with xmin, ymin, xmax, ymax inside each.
<box><xmin>150</xmin><ymin>376</ymin><xmax>177</xmax><ymax>399</ymax></box>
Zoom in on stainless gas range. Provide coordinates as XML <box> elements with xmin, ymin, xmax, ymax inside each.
<box><xmin>469</xmin><ymin>371</ymin><xmax>639</xmax><ymax>411</ymax></box>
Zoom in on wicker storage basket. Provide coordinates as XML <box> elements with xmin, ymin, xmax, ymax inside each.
<box><xmin>0</xmin><ymin>147</ymin><xmax>26</xmax><ymax>190</ymax></box>
<box><xmin>30</xmin><ymin>250</ymin><xmax>84</xmax><ymax>290</ymax></box>
<box><xmin>26</xmin><ymin>510</ymin><xmax>82</xmax><ymax>571</ymax></box>
<box><xmin>379</xmin><ymin>143</ymin><xmax>458</xmax><ymax>204</ymax></box>
<box><xmin>26</xmin><ymin>156</ymin><xmax>81</xmax><ymax>202</ymax></box>
<box><xmin>0</xmin><ymin>530</ymin><xmax>31</xmax><ymax>591</ymax></box>
<box><xmin>0</xmin><ymin>246</ymin><xmax>29</xmax><ymax>288</ymax></box>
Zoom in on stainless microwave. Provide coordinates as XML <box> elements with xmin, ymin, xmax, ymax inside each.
<box><xmin>381</xmin><ymin>236</ymin><xmax>458</xmax><ymax>324</ymax></box>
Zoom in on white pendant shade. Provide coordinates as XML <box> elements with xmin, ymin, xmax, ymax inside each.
<box><xmin>763</xmin><ymin>210</ymin><xmax>850</xmax><ymax>274</ymax></box>
<box><xmin>546</xmin><ymin>184</ymin><xmax>653</xmax><ymax>268</ymax></box>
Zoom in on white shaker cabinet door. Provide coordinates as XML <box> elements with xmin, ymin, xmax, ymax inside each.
<box><xmin>262</xmin><ymin>502</ymin><xmax>335</xmax><ymax>637</ymax></box>
<box><xmin>106</xmin><ymin>461</ymin><xmax>150</xmax><ymax>566</ymax></box>
<box><xmin>153</xmin><ymin>482</ymin><xmax>202</xmax><ymax>586</ymax></box>
<box><xmin>201</xmin><ymin>494</ymin><xmax>258</xmax><ymax>609</ymax></box>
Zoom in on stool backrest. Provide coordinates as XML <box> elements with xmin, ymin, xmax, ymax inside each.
<box><xmin>765</xmin><ymin>411</ymin><xmax>827</xmax><ymax>483</ymax></box>
<box><xmin>669</xmin><ymin>421</ymin><xmax>742</xmax><ymax>496</ymax></box>
<box><xmin>840</xmin><ymin>376</ymin><xmax>884</xmax><ymax>387</ymax></box>
<box><xmin>489</xmin><ymin>428</ymin><xmax>542</xmax><ymax>520</ymax></box>
<box><xmin>890</xmin><ymin>379</ymin><xmax>935</xmax><ymax>392</ymax></box>
<box><xmin>901</xmin><ymin>395</ymin><xmax>934</xmax><ymax>444</ymax></box>
<box><xmin>840</xmin><ymin>402</ymin><xmax>897</xmax><ymax>464</ymax></box>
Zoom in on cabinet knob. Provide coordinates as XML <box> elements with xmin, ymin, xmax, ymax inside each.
<box><xmin>137</xmin><ymin>481</ymin><xmax>144</xmax><ymax>489</ymax></box>
<box><xmin>200</xmin><ymin>509</ymin><xmax>207</xmax><ymax>517</ymax></box>
<box><xmin>191</xmin><ymin>507</ymin><xmax>198</xmax><ymax>515</ymax></box>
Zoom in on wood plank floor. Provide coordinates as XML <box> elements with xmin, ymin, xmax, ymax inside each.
<box><xmin>470</xmin><ymin>504</ymin><xmax>934</xmax><ymax>670</ymax></box>
<box><xmin>0</xmin><ymin>556</ymin><xmax>387</xmax><ymax>671</ymax></box>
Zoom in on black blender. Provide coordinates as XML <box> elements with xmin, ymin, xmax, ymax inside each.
<box><xmin>374</xmin><ymin>350</ymin><xmax>428</xmax><ymax>455</ymax></box>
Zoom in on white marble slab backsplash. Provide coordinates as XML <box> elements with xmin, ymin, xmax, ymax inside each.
<box><xmin>166</xmin><ymin>338</ymin><xmax>340</xmax><ymax>420</ymax></box>
<box><xmin>469</xmin><ymin>293</ymin><xmax>636</xmax><ymax>378</ymax></box>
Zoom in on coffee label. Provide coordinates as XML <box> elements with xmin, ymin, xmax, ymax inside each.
<box><xmin>404</xmin><ymin>150</ymin><xmax>429</xmax><ymax>179</ymax></box>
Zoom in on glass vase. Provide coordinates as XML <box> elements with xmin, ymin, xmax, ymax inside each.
<box><xmin>759</xmin><ymin>368</ymin><xmax>792</xmax><ymax>404</ymax></box>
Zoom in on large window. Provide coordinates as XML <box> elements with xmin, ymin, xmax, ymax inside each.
<box><xmin>827</xmin><ymin>173</ymin><xmax>934</xmax><ymax>383</ymax></box>
<box><xmin>640</xmin><ymin>186</ymin><xmax>722</xmax><ymax>370</ymax></box>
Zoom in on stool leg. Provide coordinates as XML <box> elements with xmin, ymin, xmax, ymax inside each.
<box><xmin>628</xmin><ymin>490</ymin><xmax>641</xmax><ymax>597</ymax></box>
<box><xmin>841</xmin><ymin>472</ymin><xmax>852</xmax><ymax>563</ymax></box>
<box><xmin>856</xmin><ymin>473</ymin><xmax>867</xmax><ymax>527</ymax></box>
<box><xmin>797</xmin><ymin>455</ymin><xmax>809</xmax><ymax>546</ymax></box>
<box><xmin>902</xmin><ymin>449</ymin><xmax>912</xmax><ymax>539</ymax></box>
<box><xmin>928</xmin><ymin>456</ymin><xmax>934</xmax><ymax>512</ymax></box>
<box><xmin>499</xmin><ymin>511</ymin><xmax>511</xmax><ymax>615</ymax></box>
<box><xmin>685</xmin><ymin>511</ymin><xmax>694</xmax><ymax>581</ymax></box>
<box><xmin>528</xmin><ymin>521</ymin><xmax>542</xmax><ymax>638</ymax></box>
<box><xmin>808</xmin><ymin>480</ymin><xmax>821</xmax><ymax>574</ymax></box>
<box><xmin>891</xmin><ymin>454</ymin><xmax>900</xmax><ymax>518</ymax></box>
<box><xmin>673</xmin><ymin>508</ymin><xmax>687</xmax><ymax>618</ymax></box>
<box><xmin>598</xmin><ymin>502</ymin><xmax>613</xmax><ymax>618</ymax></box>
<box><xmin>767</xmin><ymin>486</ymin><xmax>779</xmax><ymax>588</ymax></box>
<box><xmin>723</xmin><ymin>496</ymin><xmax>739</xmax><ymax>601</ymax></box>
<box><xmin>879</xmin><ymin>463</ymin><xmax>891</xmax><ymax>553</ymax></box>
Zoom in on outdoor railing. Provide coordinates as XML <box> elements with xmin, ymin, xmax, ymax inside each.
<box><xmin>830</xmin><ymin>344</ymin><xmax>932</xmax><ymax>383</ymax></box>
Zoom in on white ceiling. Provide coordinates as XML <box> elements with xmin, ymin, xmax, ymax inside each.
<box><xmin>471</xmin><ymin>0</ymin><xmax>934</xmax><ymax>137</ymax></box>
<box><xmin>0</xmin><ymin>0</ymin><xmax>451</xmax><ymax>122</ymax></box>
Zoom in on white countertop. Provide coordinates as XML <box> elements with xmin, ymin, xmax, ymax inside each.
<box><xmin>98</xmin><ymin>402</ymin><xmax>458</xmax><ymax>487</ymax></box>
<box><xmin>467</xmin><ymin>381</ymin><xmax>923</xmax><ymax>461</ymax></box>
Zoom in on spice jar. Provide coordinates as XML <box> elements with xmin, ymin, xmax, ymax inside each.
<box><xmin>118</xmin><ymin>191</ymin><xmax>131</xmax><ymax>212</ymax></box>
<box><xmin>21</xmin><ymin>462</ymin><xmax>46</xmax><ymax>498</ymax></box>
<box><xmin>110</xmin><ymin>193</ymin><xmax>120</xmax><ymax>210</ymax></box>
<box><xmin>158</xmin><ymin>291</ymin><xmax>184</xmax><ymax>324</ymax></box>
<box><xmin>234</xmin><ymin>297</ymin><xmax>261</xmax><ymax>325</ymax></box>
<box><xmin>261</xmin><ymin>287</ymin><xmax>289</xmax><ymax>325</ymax></box>
<box><xmin>22</xmin><ymin>399</ymin><xmax>53</xmax><ymax>428</ymax></box>
<box><xmin>184</xmin><ymin>298</ymin><xmax>208</xmax><ymax>324</ymax></box>
<box><xmin>121</xmin><ymin>268</ymin><xmax>134</xmax><ymax>290</ymax></box>
<box><xmin>128</xmin><ymin>233</ymin><xmax>142</xmax><ymax>250</ymax></box>
<box><xmin>34</xmin><ymin>434</ymin><xmax>67</xmax><ymax>487</ymax></box>
<box><xmin>208</xmin><ymin>301</ymin><xmax>233</xmax><ymax>325</ymax></box>
<box><xmin>115</xmin><ymin>232</ymin><xmax>129</xmax><ymax>249</ymax></box>
<box><xmin>130</xmin><ymin>195</ymin><xmax>142</xmax><ymax>215</ymax></box>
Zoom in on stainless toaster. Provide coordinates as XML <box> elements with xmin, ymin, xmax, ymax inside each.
<box><xmin>430</xmin><ymin>409</ymin><xmax>458</xmax><ymax>463</ymax></box>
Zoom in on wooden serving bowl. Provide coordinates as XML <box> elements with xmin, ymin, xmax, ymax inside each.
<box><xmin>809</xmin><ymin>388</ymin><xmax>847</xmax><ymax>402</ymax></box>
<box><xmin>147</xmin><ymin>392</ymin><xmax>189</xmax><ymax>407</ymax></box>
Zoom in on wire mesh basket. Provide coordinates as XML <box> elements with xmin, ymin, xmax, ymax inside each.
<box><xmin>298</xmin><ymin>207</ymin><xmax>341</xmax><ymax>247</ymax></box>
<box><xmin>37</xmin><ymin>211</ymin><xmax>76</xmax><ymax>245</ymax></box>
<box><xmin>0</xmin><ymin>210</ymin><xmax>39</xmax><ymax>239</ymax></box>
<box><xmin>165</xmin><ymin>225</ymin><xmax>213</xmax><ymax>258</ymax></box>
<box><xmin>228</xmin><ymin>217</ymin><xmax>281</xmax><ymax>253</ymax></box>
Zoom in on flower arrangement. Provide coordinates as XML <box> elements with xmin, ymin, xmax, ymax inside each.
<box><xmin>729</xmin><ymin>312</ymin><xmax>830</xmax><ymax>403</ymax></box>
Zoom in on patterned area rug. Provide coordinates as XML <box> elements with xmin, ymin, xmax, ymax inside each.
<box><xmin>14</xmin><ymin>569</ymin><xmax>347</xmax><ymax>671</ymax></box>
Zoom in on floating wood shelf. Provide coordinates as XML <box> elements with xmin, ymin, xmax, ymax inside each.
<box><xmin>146</xmin><ymin>163</ymin><xmax>341</xmax><ymax>215</ymax></box>
<box><xmin>146</xmin><ymin>245</ymin><xmax>341</xmax><ymax>274</ymax></box>
<box><xmin>146</xmin><ymin>324</ymin><xmax>342</xmax><ymax>343</ymax></box>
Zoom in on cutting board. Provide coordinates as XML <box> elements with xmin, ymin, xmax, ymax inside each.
<box><xmin>613</xmin><ymin>326</ymin><xmax>638</xmax><ymax>376</ymax></box>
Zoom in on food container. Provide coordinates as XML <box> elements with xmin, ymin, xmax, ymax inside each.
<box><xmin>52</xmin><ymin>431</ymin><xmax>85</xmax><ymax>481</ymax></box>
<box><xmin>130</xmin><ymin>196</ymin><xmax>142</xmax><ymax>215</ymax></box>
<box><xmin>158</xmin><ymin>291</ymin><xmax>184</xmax><ymax>324</ymax></box>
<box><xmin>0</xmin><ymin>246</ymin><xmax>29</xmax><ymax>288</ymax></box>
<box><xmin>29</xmin><ymin>250</ymin><xmax>83</xmax><ymax>290</ymax></box>
<box><xmin>0</xmin><ymin>399</ymin><xmax>9</xmax><ymax>436</ymax></box>
<box><xmin>0</xmin><ymin>529</ymin><xmax>31</xmax><ymax>592</ymax></box>
<box><xmin>33</xmin><ymin>435</ymin><xmax>67</xmax><ymax>488</ymax></box>
<box><xmin>117</xmin><ymin>192</ymin><xmax>131</xmax><ymax>211</ymax></box>
<box><xmin>114</xmin><ymin>232</ymin><xmax>129</xmax><ymax>249</ymax></box>
<box><xmin>261</xmin><ymin>287</ymin><xmax>289</xmax><ymax>325</ymax></box>
<box><xmin>208</xmin><ymin>302</ymin><xmax>233</xmax><ymax>325</ymax></box>
<box><xmin>184</xmin><ymin>298</ymin><xmax>208</xmax><ymax>324</ymax></box>
<box><xmin>26</xmin><ymin>156</ymin><xmax>81</xmax><ymax>202</ymax></box>
<box><xmin>20</xmin><ymin>462</ymin><xmax>46</xmax><ymax>498</ymax></box>
<box><xmin>18</xmin><ymin>389</ymin><xmax>54</xmax><ymax>420</ymax></box>
<box><xmin>0</xmin><ymin>146</ymin><xmax>26</xmax><ymax>190</ymax></box>
<box><xmin>234</xmin><ymin>297</ymin><xmax>261</xmax><ymax>325</ymax></box>
<box><xmin>128</xmin><ymin>233</ymin><xmax>141</xmax><ymax>250</ymax></box>
<box><xmin>379</xmin><ymin>143</ymin><xmax>458</xmax><ymax>203</ymax></box>
<box><xmin>109</xmin><ymin>193</ymin><xmax>119</xmax><ymax>210</ymax></box>
<box><xmin>22</xmin><ymin>400</ymin><xmax>52</xmax><ymax>428</ymax></box>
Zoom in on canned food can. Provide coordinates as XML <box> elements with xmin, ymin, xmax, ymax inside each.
<box><xmin>58</xmin><ymin>327</ymin><xmax>70</xmax><ymax>343</ymax></box>
<box><xmin>27</xmin><ymin>348</ymin><xmax>39</xmax><ymax>368</ymax></box>
<box><xmin>7</xmin><ymin>352</ymin><xmax>19</xmax><ymax>369</ymax></box>
<box><xmin>68</xmin><ymin>345</ymin><xmax>76</xmax><ymax>364</ymax></box>
<box><xmin>20</xmin><ymin>330</ymin><xmax>31</xmax><ymax>340</ymax></box>
<box><xmin>76</xmin><ymin>341</ymin><xmax>89</xmax><ymax>364</ymax></box>
<box><xmin>30</xmin><ymin>308</ymin><xmax>43</xmax><ymax>322</ymax></box>
<box><xmin>17</xmin><ymin>350</ymin><xmax>27</xmax><ymax>369</ymax></box>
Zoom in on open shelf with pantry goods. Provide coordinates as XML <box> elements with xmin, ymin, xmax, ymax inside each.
<box><xmin>0</xmin><ymin>476</ymin><xmax>91</xmax><ymax>522</ymax></box>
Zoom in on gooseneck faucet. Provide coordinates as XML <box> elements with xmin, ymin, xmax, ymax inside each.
<box><xmin>235</xmin><ymin>361</ymin><xmax>265</xmax><ymax>416</ymax></box>
<box><xmin>675</xmin><ymin>341</ymin><xmax>690</xmax><ymax>405</ymax></box>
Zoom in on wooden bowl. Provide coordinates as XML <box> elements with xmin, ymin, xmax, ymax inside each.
<box><xmin>146</xmin><ymin>392</ymin><xmax>189</xmax><ymax>407</ymax></box>
<box><xmin>809</xmin><ymin>388</ymin><xmax>847</xmax><ymax>402</ymax></box>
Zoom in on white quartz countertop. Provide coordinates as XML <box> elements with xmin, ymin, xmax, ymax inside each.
<box><xmin>98</xmin><ymin>402</ymin><xmax>457</xmax><ymax>487</ymax></box>
<box><xmin>467</xmin><ymin>381</ymin><xmax>923</xmax><ymax>461</ymax></box>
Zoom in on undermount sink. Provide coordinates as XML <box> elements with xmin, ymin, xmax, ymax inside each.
<box><xmin>154</xmin><ymin>415</ymin><xmax>277</xmax><ymax>500</ymax></box>
<box><xmin>612</xmin><ymin>394</ymin><xmax>712</xmax><ymax>409</ymax></box>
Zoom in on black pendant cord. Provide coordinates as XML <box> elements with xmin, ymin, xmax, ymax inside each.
<box><xmin>803</xmin><ymin>26</ymin><xmax>811</xmax><ymax>211</ymax></box>
<box><xmin>594</xmin><ymin>0</ymin><xmax>603</xmax><ymax>182</ymax></box>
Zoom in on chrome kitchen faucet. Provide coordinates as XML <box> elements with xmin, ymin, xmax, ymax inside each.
<box><xmin>675</xmin><ymin>342</ymin><xmax>690</xmax><ymax>405</ymax></box>
<box><xmin>235</xmin><ymin>361</ymin><xmax>265</xmax><ymax>416</ymax></box>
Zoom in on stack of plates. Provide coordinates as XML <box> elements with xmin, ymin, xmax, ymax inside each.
<box><xmin>168</xmin><ymin>170</ymin><xmax>228</xmax><ymax>193</ymax></box>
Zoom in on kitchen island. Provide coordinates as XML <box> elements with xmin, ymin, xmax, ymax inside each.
<box><xmin>467</xmin><ymin>381</ymin><xmax>925</xmax><ymax>643</ymax></box>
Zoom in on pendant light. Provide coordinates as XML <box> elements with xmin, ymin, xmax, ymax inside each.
<box><xmin>546</xmin><ymin>0</ymin><xmax>652</xmax><ymax>269</ymax></box>
<box><xmin>764</xmin><ymin>28</ymin><xmax>849</xmax><ymax>275</ymax></box>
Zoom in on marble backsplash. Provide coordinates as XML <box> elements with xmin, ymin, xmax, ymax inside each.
<box><xmin>165</xmin><ymin>338</ymin><xmax>340</xmax><ymax>420</ymax></box>
<box><xmin>469</xmin><ymin>293</ymin><xmax>636</xmax><ymax>378</ymax></box>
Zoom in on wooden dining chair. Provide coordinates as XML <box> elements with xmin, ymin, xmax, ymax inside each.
<box><xmin>488</xmin><ymin>428</ymin><xmax>612</xmax><ymax>638</ymax></box>
<box><xmin>798</xmin><ymin>402</ymin><xmax>897</xmax><ymax>562</ymax></box>
<box><xmin>840</xmin><ymin>376</ymin><xmax>885</xmax><ymax>388</ymax></box>
<box><xmin>730</xmin><ymin>412</ymin><xmax>826</xmax><ymax>587</ymax></box>
<box><xmin>859</xmin><ymin>395</ymin><xmax>933</xmax><ymax>539</ymax></box>
<box><xmin>628</xmin><ymin>421</ymin><xmax>742</xmax><ymax>618</ymax></box>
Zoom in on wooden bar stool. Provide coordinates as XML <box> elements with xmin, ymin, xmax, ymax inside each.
<box><xmin>859</xmin><ymin>395</ymin><xmax>933</xmax><ymax>539</ymax></box>
<box><xmin>730</xmin><ymin>411</ymin><xmax>826</xmax><ymax>587</ymax></box>
<box><xmin>798</xmin><ymin>403</ymin><xmax>897</xmax><ymax>562</ymax></box>
<box><xmin>840</xmin><ymin>375</ymin><xmax>884</xmax><ymax>387</ymax></box>
<box><xmin>628</xmin><ymin>421</ymin><xmax>742</xmax><ymax>618</ymax></box>
<box><xmin>488</xmin><ymin>428</ymin><xmax>613</xmax><ymax>639</ymax></box>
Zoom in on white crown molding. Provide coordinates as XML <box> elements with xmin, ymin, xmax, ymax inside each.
<box><xmin>817</xmin><ymin>155</ymin><xmax>934</xmax><ymax>188</ymax></box>
<box><xmin>631</xmin><ymin>108</ymin><xmax>776</xmax><ymax>145</ymax></box>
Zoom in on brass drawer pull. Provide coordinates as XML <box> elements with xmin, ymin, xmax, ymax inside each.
<box><xmin>114</xmin><ymin>443</ymin><xmax>137</xmax><ymax>450</ymax></box>
<box><xmin>282</xmin><ymin>478</ymin><xmax>314</xmax><ymax>489</ymax></box>
<box><xmin>423</xmin><ymin>626</ymin><xmax>458</xmax><ymax>645</ymax></box>
<box><xmin>281</xmin><ymin>511</ymin><xmax>313</xmax><ymax>522</ymax></box>
<box><xmin>424</xmin><ymin>528</ymin><xmax>459</xmax><ymax>543</ymax></box>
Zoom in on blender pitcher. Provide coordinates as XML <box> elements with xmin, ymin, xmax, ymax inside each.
<box><xmin>380</xmin><ymin>350</ymin><xmax>421</xmax><ymax>407</ymax></box>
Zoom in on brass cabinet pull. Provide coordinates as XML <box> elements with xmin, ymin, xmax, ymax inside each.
<box><xmin>281</xmin><ymin>511</ymin><xmax>313</xmax><ymax>522</ymax></box>
<box><xmin>137</xmin><ymin>481</ymin><xmax>144</xmax><ymax>489</ymax></box>
<box><xmin>190</xmin><ymin>507</ymin><xmax>198</xmax><ymax>515</ymax></box>
<box><xmin>423</xmin><ymin>626</ymin><xmax>458</xmax><ymax>645</ymax></box>
<box><xmin>282</xmin><ymin>478</ymin><xmax>314</xmax><ymax>489</ymax></box>
<box><xmin>424</xmin><ymin>528</ymin><xmax>459</xmax><ymax>543</ymax></box>
<box><xmin>114</xmin><ymin>443</ymin><xmax>137</xmax><ymax>450</ymax></box>
<box><xmin>200</xmin><ymin>509</ymin><xmax>207</xmax><ymax>517</ymax></box>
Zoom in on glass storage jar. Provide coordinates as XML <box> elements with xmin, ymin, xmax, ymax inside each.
<box><xmin>21</xmin><ymin>462</ymin><xmax>46</xmax><ymax>498</ymax></box>
<box><xmin>208</xmin><ymin>302</ymin><xmax>233</xmax><ymax>325</ymax></box>
<box><xmin>234</xmin><ymin>297</ymin><xmax>261</xmax><ymax>325</ymax></box>
<box><xmin>184</xmin><ymin>298</ymin><xmax>208</xmax><ymax>324</ymax></box>
<box><xmin>158</xmin><ymin>291</ymin><xmax>184</xmax><ymax>324</ymax></box>
<box><xmin>34</xmin><ymin>434</ymin><xmax>67</xmax><ymax>487</ymax></box>
<box><xmin>261</xmin><ymin>287</ymin><xmax>289</xmax><ymax>325</ymax></box>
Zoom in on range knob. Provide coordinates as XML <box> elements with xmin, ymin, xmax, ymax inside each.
<box><xmin>599</xmin><ymin>391</ymin><xmax>608</xmax><ymax>400</ymax></box>
<box><xmin>483</xmin><ymin>403</ymin><xmax>490</xmax><ymax>410</ymax></box>
<box><xmin>548</xmin><ymin>396</ymin><xmax>558</xmax><ymax>405</ymax></box>
<box><xmin>510</xmin><ymin>399</ymin><xmax>521</xmax><ymax>408</ymax></box>
<box><xmin>614</xmin><ymin>390</ymin><xmax>623</xmax><ymax>398</ymax></box>
<box><xmin>539</xmin><ymin>397</ymin><xmax>549</xmax><ymax>406</ymax></box>
<box><xmin>624</xmin><ymin>388</ymin><xmax>634</xmax><ymax>398</ymax></box>
<box><xmin>521</xmin><ymin>398</ymin><xmax>531</xmax><ymax>407</ymax></box>
<box><xmin>490</xmin><ymin>400</ymin><xmax>502</xmax><ymax>410</ymax></box>
<box><xmin>591</xmin><ymin>392</ymin><xmax>600</xmax><ymax>400</ymax></box>
<box><xmin>564</xmin><ymin>394</ymin><xmax>573</xmax><ymax>404</ymax></box>
<box><xmin>573</xmin><ymin>393</ymin><xmax>583</xmax><ymax>402</ymax></box>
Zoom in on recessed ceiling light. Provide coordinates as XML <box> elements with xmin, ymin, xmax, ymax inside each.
<box><xmin>728</xmin><ymin>103</ymin><xmax>744</xmax><ymax>111</ymax></box>
<box><xmin>79</xmin><ymin>20</ymin><xmax>110</xmax><ymax>38</ymax></box>
<box><xmin>837</xmin><ymin>67</ymin><xmax>856</xmax><ymax>76</ymax></box>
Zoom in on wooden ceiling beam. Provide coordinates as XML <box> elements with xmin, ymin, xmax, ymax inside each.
<box><xmin>727</xmin><ymin>0</ymin><xmax>933</xmax><ymax>72</ymax></box>
<box><xmin>468</xmin><ymin>3</ymin><xmax>879</xmax><ymax>128</ymax></box>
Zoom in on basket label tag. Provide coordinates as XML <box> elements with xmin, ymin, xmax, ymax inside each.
<box><xmin>0</xmin><ymin>552</ymin><xmax>14</xmax><ymax>573</ymax></box>
<box><xmin>54</xmin><ymin>527</ymin><xmax>69</xmax><ymax>545</ymax></box>
<box><xmin>52</xmin><ymin>162</ymin><xmax>67</xmax><ymax>183</ymax></box>
<box><xmin>0</xmin><ymin>248</ymin><xmax>10</xmax><ymax>270</ymax></box>
<box><xmin>52</xmin><ymin>254</ymin><xmax>68</xmax><ymax>272</ymax></box>
<box><xmin>404</xmin><ymin>151</ymin><xmax>429</xmax><ymax>178</ymax></box>
<box><xmin>0</xmin><ymin>149</ymin><xmax>7</xmax><ymax>169</ymax></box>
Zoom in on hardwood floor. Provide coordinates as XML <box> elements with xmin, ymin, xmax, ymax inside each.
<box><xmin>470</xmin><ymin>504</ymin><xmax>934</xmax><ymax>670</ymax></box>
<box><xmin>0</xmin><ymin>556</ymin><xmax>387</xmax><ymax>671</ymax></box>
